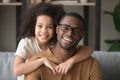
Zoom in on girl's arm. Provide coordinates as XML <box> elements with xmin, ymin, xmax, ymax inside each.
<box><xmin>14</xmin><ymin>56</ymin><xmax>56</xmax><ymax>76</ymax></box>
<box><xmin>56</xmin><ymin>46</ymin><xmax>93</xmax><ymax>74</ymax></box>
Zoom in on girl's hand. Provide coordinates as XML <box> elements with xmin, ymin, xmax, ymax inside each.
<box><xmin>56</xmin><ymin>59</ymin><xmax>74</xmax><ymax>74</ymax></box>
<box><xmin>42</xmin><ymin>57</ymin><xmax>57</xmax><ymax>74</ymax></box>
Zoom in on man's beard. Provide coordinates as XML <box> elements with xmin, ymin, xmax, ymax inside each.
<box><xmin>58</xmin><ymin>40</ymin><xmax>76</xmax><ymax>50</ymax></box>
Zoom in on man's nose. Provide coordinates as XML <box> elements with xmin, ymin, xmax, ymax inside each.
<box><xmin>66</xmin><ymin>29</ymin><xmax>73</xmax><ymax>36</ymax></box>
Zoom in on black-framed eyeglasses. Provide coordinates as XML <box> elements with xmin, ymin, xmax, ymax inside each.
<box><xmin>59</xmin><ymin>24</ymin><xmax>83</xmax><ymax>36</ymax></box>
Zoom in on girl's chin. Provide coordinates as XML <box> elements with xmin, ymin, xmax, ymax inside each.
<box><xmin>39</xmin><ymin>40</ymin><xmax>49</xmax><ymax>43</ymax></box>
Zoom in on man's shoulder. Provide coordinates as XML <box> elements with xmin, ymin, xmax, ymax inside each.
<box><xmin>77</xmin><ymin>56</ymin><xmax>100</xmax><ymax>65</ymax></box>
<box><xmin>86</xmin><ymin>56</ymin><xmax>100</xmax><ymax>63</ymax></box>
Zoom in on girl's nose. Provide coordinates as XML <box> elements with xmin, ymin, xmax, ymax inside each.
<box><xmin>41</xmin><ymin>27</ymin><xmax>47</xmax><ymax>33</ymax></box>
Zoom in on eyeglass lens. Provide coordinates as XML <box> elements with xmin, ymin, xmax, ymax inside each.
<box><xmin>60</xmin><ymin>24</ymin><xmax>82</xmax><ymax>35</ymax></box>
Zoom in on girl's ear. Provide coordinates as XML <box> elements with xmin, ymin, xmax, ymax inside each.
<box><xmin>56</xmin><ymin>25</ymin><xmax>60</xmax><ymax>34</ymax></box>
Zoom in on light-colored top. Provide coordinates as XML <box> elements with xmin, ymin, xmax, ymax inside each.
<box><xmin>15</xmin><ymin>37</ymin><xmax>42</xmax><ymax>80</ymax></box>
<box><xmin>25</xmin><ymin>48</ymin><xmax>103</xmax><ymax>80</ymax></box>
<box><xmin>15</xmin><ymin>37</ymin><xmax>41</xmax><ymax>59</ymax></box>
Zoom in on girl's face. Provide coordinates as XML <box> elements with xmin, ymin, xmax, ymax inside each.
<box><xmin>35</xmin><ymin>15</ymin><xmax>54</xmax><ymax>45</ymax></box>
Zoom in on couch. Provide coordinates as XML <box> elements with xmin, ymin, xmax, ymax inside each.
<box><xmin>0</xmin><ymin>51</ymin><xmax>120</xmax><ymax>80</ymax></box>
<box><xmin>0</xmin><ymin>52</ymin><xmax>16</xmax><ymax>80</ymax></box>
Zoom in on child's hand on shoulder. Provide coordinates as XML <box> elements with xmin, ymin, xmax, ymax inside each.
<box><xmin>42</xmin><ymin>57</ymin><xmax>57</xmax><ymax>75</ymax></box>
<box><xmin>56</xmin><ymin>58</ymin><xmax>74</xmax><ymax>74</ymax></box>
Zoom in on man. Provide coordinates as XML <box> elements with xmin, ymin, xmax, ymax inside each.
<box><xmin>25</xmin><ymin>12</ymin><xmax>103</xmax><ymax>80</ymax></box>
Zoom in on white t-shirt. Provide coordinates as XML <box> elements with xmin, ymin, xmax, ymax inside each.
<box><xmin>15</xmin><ymin>37</ymin><xmax>42</xmax><ymax>80</ymax></box>
<box><xmin>15</xmin><ymin>37</ymin><xmax>42</xmax><ymax>59</ymax></box>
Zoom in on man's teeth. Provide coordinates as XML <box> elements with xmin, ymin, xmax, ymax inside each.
<box><xmin>63</xmin><ymin>37</ymin><xmax>72</xmax><ymax>42</ymax></box>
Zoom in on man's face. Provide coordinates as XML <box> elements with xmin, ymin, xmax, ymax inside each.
<box><xmin>56</xmin><ymin>16</ymin><xmax>83</xmax><ymax>50</ymax></box>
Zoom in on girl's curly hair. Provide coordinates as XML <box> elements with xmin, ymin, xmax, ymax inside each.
<box><xmin>18</xmin><ymin>2</ymin><xmax>65</xmax><ymax>45</ymax></box>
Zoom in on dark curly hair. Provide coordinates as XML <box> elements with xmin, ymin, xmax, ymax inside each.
<box><xmin>18</xmin><ymin>2</ymin><xmax>65</xmax><ymax>45</ymax></box>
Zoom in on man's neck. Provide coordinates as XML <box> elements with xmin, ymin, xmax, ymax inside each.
<box><xmin>51</xmin><ymin>45</ymin><xmax>77</xmax><ymax>62</ymax></box>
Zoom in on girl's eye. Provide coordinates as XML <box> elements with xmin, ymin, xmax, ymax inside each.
<box><xmin>47</xmin><ymin>25</ymin><xmax>54</xmax><ymax>29</ymax></box>
<box><xmin>36</xmin><ymin>24</ymin><xmax>54</xmax><ymax>29</ymax></box>
<box><xmin>37</xmin><ymin>25</ymin><xmax>42</xmax><ymax>28</ymax></box>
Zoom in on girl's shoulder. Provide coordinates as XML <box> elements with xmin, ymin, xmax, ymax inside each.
<box><xmin>16</xmin><ymin>37</ymin><xmax>39</xmax><ymax>59</ymax></box>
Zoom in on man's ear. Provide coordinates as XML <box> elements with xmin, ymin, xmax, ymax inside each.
<box><xmin>56</xmin><ymin>25</ymin><xmax>60</xmax><ymax>34</ymax></box>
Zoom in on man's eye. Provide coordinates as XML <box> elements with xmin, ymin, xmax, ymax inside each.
<box><xmin>74</xmin><ymin>29</ymin><xmax>81</xmax><ymax>33</ymax></box>
<box><xmin>75</xmin><ymin>30</ymin><xmax>81</xmax><ymax>33</ymax></box>
<box><xmin>64</xmin><ymin>26</ymin><xmax>69</xmax><ymax>30</ymax></box>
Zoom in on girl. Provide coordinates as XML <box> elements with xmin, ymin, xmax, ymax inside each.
<box><xmin>14</xmin><ymin>2</ymin><xmax>93</xmax><ymax>80</ymax></box>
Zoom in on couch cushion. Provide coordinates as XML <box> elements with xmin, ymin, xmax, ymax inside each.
<box><xmin>92</xmin><ymin>51</ymin><xmax>120</xmax><ymax>80</ymax></box>
<box><xmin>0</xmin><ymin>52</ymin><xmax>17</xmax><ymax>80</ymax></box>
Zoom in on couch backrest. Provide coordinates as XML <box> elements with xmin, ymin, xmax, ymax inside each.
<box><xmin>0</xmin><ymin>51</ymin><xmax>120</xmax><ymax>80</ymax></box>
<box><xmin>92</xmin><ymin>51</ymin><xmax>120</xmax><ymax>80</ymax></box>
<box><xmin>0</xmin><ymin>52</ymin><xmax>17</xmax><ymax>80</ymax></box>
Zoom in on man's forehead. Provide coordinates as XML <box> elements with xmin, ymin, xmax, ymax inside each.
<box><xmin>61</xmin><ymin>16</ymin><xmax>82</xmax><ymax>22</ymax></box>
<box><xmin>60</xmin><ymin>16</ymin><xmax>83</xmax><ymax>27</ymax></box>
